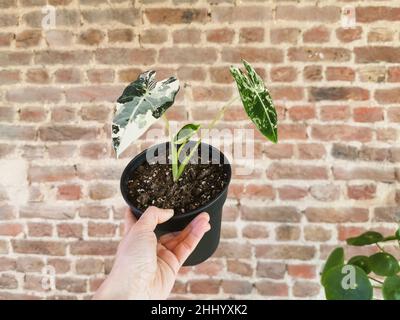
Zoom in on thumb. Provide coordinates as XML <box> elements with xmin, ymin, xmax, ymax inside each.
<box><xmin>135</xmin><ymin>206</ymin><xmax>174</xmax><ymax>232</ymax></box>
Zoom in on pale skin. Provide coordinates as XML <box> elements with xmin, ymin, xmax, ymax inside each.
<box><xmin>93</xmin><ymin>206</ymin><xmax>211</xmax><ymax>300</ymax></box>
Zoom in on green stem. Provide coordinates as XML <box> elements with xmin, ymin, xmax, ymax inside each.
<box><xmin>163</xmin><ymin>114</ymin><xmax>179</xmax><ymax>181</ymax></box>
<box><xmin>369</xmin><ymin>276</ymin><xmax>384</xmax><ymax>285</ymax></box>
<box><xmin>376</xmin><ymin>243</ymin><xmax>386</xmax><ymax>253</ymax></box>
<box><xmin>172</xmin><ymin>95</ymin><xmax>240</xmax><ymax>182</ymax></box>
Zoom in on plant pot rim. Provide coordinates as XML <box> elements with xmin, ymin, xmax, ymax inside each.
<box><xmin>120</xmin><ymin>141</ymin><xmax>232</xmax><ymax>221</ymax></box>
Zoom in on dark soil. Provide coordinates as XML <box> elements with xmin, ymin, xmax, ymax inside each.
<box><xmin>126</xmin><ymin>155</ymin><xmax>229</xmax><ymax>214</ymax></box>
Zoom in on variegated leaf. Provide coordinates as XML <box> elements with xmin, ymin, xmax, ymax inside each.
<box><xmin>230</xmin><ymin>60</ymin><xmax>278</xmax><ymax>143</ymax></box>
<box><xmin>112</xmin><ymin>70</ymin><xmax>180</xmax><ymax>157</ymax></box>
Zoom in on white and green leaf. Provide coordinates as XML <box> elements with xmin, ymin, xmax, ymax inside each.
<box><xmin>173</xmin><ymin>123</ymin><xmax>201</xmax><ymax>145</ymax></box>
<box><xmin>112</xmin><ymin>70</ymin><xmax>180</xmax><ymax>157</ymax></box>
<box><xmin>230</xmin><ymin>60</ymin><xmax>278</xmax><ymax>143</ymax></box>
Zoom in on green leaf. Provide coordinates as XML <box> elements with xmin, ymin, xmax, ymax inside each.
<box><xmin>323</xmin><ymin>265</ymin><xmax>373</xmax><ymax>300</ymax></box>
<box><xmin>112</xmin><ymin>70</ymin><xmax>180</xmax><ymax>157</ymax></box>
<box><xmin>230</xmin><ymin>60</ymin><xmax>278</xmax><ymax>144</ymax></box>
<box><xmin>321</xmin><ymin>247</ymin><xmax>344</xmax><ymax>286</ymax></box>
<box><xmin>369</xmin><ymin>252</ymin><xmax>400</xmax><ymax>276</ymax></box>
<box><xmin>383</xmin><ymin>275</ymin><xmax>400</xmax><ymax>300</ymax></box>
<box><xmin>346</xmin><ymin>231</ymin><xmax>384</xmax><ymax>246</ymax></box>
<box><xmin>173</xmin><ymin>124</ymin><xmax>200</xmax><ymax>145</ymax></box>
<box><xmin>348</xmin><ymin>255</ymin><xmax>371</xmax><ymax>274</ymax></box>
<box><xmin>396</xmin><ymin>228</ymin><xmax>400</xmax><ymax>240</ymax></box>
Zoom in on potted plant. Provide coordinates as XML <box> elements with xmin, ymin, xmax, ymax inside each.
<box><xmin>113</xmin><ymin>60</ymin><xmax>278</xmax><ymax>266</ymax></box>
<box><xmin>321</xmin><ymin>228</ymin><xmax>400</xmax><ymax>300</ymax></box>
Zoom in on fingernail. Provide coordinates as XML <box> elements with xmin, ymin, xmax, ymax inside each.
<box><xmin>165</xmin><ymin>209</ymin><xmax>174</xmax><ymax>216</ymax></box>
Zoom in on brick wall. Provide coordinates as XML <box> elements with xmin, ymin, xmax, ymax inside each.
<box><xmin>0</xmin><ymin>0</ymin><xmax>399</xmax><ymax>300</ymax></box>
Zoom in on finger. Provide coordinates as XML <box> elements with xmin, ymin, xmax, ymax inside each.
<box><xmin>173</xmin><ymin>217</ymin><xmax>211</xmax><ymax>266</ymax></box>
<box><xmin>135</xmin><ymin>206</ymin><xmax>174</xmax><ymax>232</ymax></box>
<box><xmin>123</xmin><ymin>208</ymin><xmax>137</xmax><ymax>236</ymax></box>
<box><xmin>159</xmin><ymin>231</ymin><xmax>179</xmax><ymax>244</ymax></box>
<box><xmin>161</xmin><ymin>213</ymin><xmax>210</xmax><ymax>250</ymax></box>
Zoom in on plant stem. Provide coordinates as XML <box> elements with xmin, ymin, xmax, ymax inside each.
<box><xmin>163</xmin><ymin>114</ymin><xmax>179</xmax><ymax>181</ymax></box>
<box><xmin>368</xmin><ymin>276</ymin><xmax>384</xmax><ymax>285</ymax></box>
<box><xmin>376</xmin><ymin>243</ymin><xmax>386</xmax><ymax>252</ymax></box>
<box><xmin>172</xmin><ymin>95</ymin><xmax>240</xmax><ymax>182</ymax></box>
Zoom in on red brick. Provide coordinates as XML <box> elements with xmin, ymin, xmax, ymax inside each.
<box><xmin>160</xmin><ymin>48</ymin><xmax>218</xmax><ymax>64</ymax></box>
<box><xmin>303</xmin><ymin>65</ymin><xmax>322</xmax><ymax>82</ymax></box>
<box><xmin>222</xmin><ymin>47</ymin><xmax>283</xmax><ymax>63</ymax></box>
<box><xmin>288</xmin><ymin>264</ymin><xmax>316</xmax><ymax>279</ymax></box>
<box><xmin>356</xmin><ymin>6</ymin><xmax>400</xmax><ymax>23</ymax></box>
<box><xmin>303</xmin><ymin>26</ymin><xmax>330</xmax><ymax>43</ymax></box>
<box><xmin>312</xmin><ymin>125</ymin><xmax>372</xmax><ymax>142</ymax></box>
<box><xmin>276</xmin><ymin>5</ymin><xmax>340</xmax><ymax>22</ymax></box>
<box><xmin>388</xmin><ymin>107</ymin><xmax>400</xmax><ymax>122</ymax></box>
<box><xmin>7</xmin><ymin>87</ymin><xmax>62</xmax><ymax>103</ymax></box>
<box><xmin>54</xmin><ymin>68</ymin><xmax>82</xmax><ymax>83</ymax></box>
<box><xmin>333</xmin><ymin>166</ymin><xmax>396</xmax><ymax>182</ymax></box>
<box><xmin>288</xmin><ymin>106</ymin><xmax>315</xmax><ymax>121</ymax></box>
<box><xmin>28</xmin><ymin>165</ymin><xmax>75</xmax><ymax>182</ymax></box>
<box><xmin>212</xmin><ymin>6</ymin><xmax>272</xmax><ymax>23</ymax></box>
<box><xmin>12</xmin><ymin>240</ymin><xmax>66</xmax><ymax>256</ymax></box>
<box><xmin>108</xmin><ymin>29</ymin><xmax>134</xmax><ymax>43</ymax></box>
<box><xmin>140</xmin><ymin>29</ymin><xmax>167</xmax><ymax>44</ymax></box>
<box><xmin>87</xmin><ymin>69</ymin><xmax>114</xmax><ymax>83</ymax></box>
<box><xmin>239</xmin><ymin>27</ymin><xmax>264</xmax><ymax>43</ymax></box>
<box><xmin>16</xmin><ymin>29</ymin><xmax>41</xmax><ymax>48</ymax></box>
<box><xmin>355</xmin><ymin>47</ymin><xmax>400</xmax><ymax>63</ymax></box>
<box><xmin>326</xmin><ymin>67</ymin><xmax>355</xmax><ymax>81</ymax></box>
<box><xmin>222</xmin><ymin>280</ymin><xmax>252</xmax><ymax>295</ymax></box>
<box><xmin>206</xmin><ymin>28</ymin><xmax>234</xmax><ymax>44</ymax></box>
<box><xmin>78</xmin><ymin>29</ymin><xmax>104</xmax><ymax>45</ymax></box>
<box><xmin>0</xmin><ymin>33</ymin><xmax>13</xmax><ymax>46</ymax></box>
<box><xmin>192</xmin><ymin>86</ymin><xmax>231</xmax><ymax>101</ymax></box>
<box><xmin>271</xmin><ymin>67</ymin><xmax>297</xmax><ymax>82</ymax></box>
<box><xmin>70</xmin><ymin>241</ymin><xmax>118</xmax><ymax>256</ymax></box>
<box><xmin>388</xmin><ymin>67</ymin><xmax>400</xmax><ymax>82</ymax></box>
<box><xmin>27</xmin><ymin>223</ymin><xmax>52</xmax><ymax>237</ymax></box>
<box><xmin>276</xmin><ymin>225</ymin><xmax>300</xmax><ymax>241</ymax></box>
<box><xmin>288</xmin><ymin>47</ymin><xmax>351</xmax><ymax>62</ymax></box>
<box><xmin>241</xmin><ymin>205</ymin><xmax>300</xmax><ymax>222</ymax></box>
<box><xmin>19</xmin><ymin>106</ymin><xmax>46</xmax><ymax>122</ymax></box>
<box><xmin>293</xmin><ymin>281</ymin><xmax>320</xmax><ymax>297</ymax></box>
<box><xmin>194</xmin><ymin>260</ymin><xmax>223</xmax><ymax>277</ymax></box>
<box><xmin>256</xmin><ymin>281</ymin><xmax>288</xmax><ymax>297</ymax></box>
<box><xmin>270</xmin><ymin>28</ymin><xmax>300</xmax><ymax>44</ymax></box>
<box><xmin>267</xmin><ymin>163</ymin><xmax>328</xmax><ymax>180</ymax></box>
<box><xmin>227</xmin><ymin>260</ymin><xmax>253</xmax><ymax>276</ymax></box>
<box><xmin>96</xmin><ymin>48</ymin><xmax>156</xmax><ymax>65</ymax></box>
<box><xmin>304</xmin><ymin>226</ymin><xmax>332</xmax><ymax>242</ymax></box>
<box><xmin>375</xmin><ymin>88</ymin><xmax>400</xmax><ymax>104</ymax></box>
<box><xmin>353</xmin><ymin>107</ymin><xmax>383</xmax><ymax>122</ymax></box>
<box><xmin>57</xmin><ymin>184</ymin><xmax>82</xmax><ymax>201</ymax></box>
<box><xmin>0</xmin><ymin>257</ymin><xmax>16</xmax><ymax>272</ymax></box>
<box><xmin>368</xmin><ymin>28</ymin><xmax>394</xmax><ymax>42</ymax></box>
<box><xmin>347</xmin><ymin>184</ymin><xmax>376</xmax><ymax>200</ymax></box>
<box><xmin>76</xmin><ymin>258</ymin><xmax>104</xmax><ymax>275</ymax></box>
<box><xmin>145</xmin><ymin>8</ymin><xmax>208</xmax><ymax>24</ymax></box>
<box><xmin>0</xmin><ymin>70</ymin><xmax>20</xmax><ymax>85</ymax></box>
<box><xmin>320</xmin><ymin>105</ymin><xmax>350</xmax><ymax>121</ymax></box>
<box><xmin>305</xmin><ymin>207</ymin><xmax>369</xmax><ymax>223</ymax></box>
<box><xmin>189</xmin><ymin>280</ymin><xmax>220</xmax><ymax>294</ymax></box>
<box><xmin>265</xmin><ymin>143</ymin><xmax>294</xmax><ymax>159</ymax></box>
<box><xmin>309</xmin><ymin>184</ymin><xmax>340</xmax><ymax>202</ymax></box>
<box><xmin>242</xmin><ymin>224</ymin><xmax>269</xmax><ymax>239</ymax></box>
<box><xmin>309</xmin><ymin>87</ymin><xmax>369</xmax><ymax>101</ymax></box>
<box><xmin>0</xmin><ymin>223</ymin><xmax>23</xmax><ymax>236</ymax></box>
<box><xmin>88</xmin><ymin>222</ymin><xmax>117</xmax><ymax>237</ymax></box>
<box><xmin>56</xmin><ymin>277</ymin><xmax>87</xmax><ymax>293</ymax></box>
<box><xmin>256</xmin><ymin>245</ymin><xmax>316</xmax><ymax>260</ymax></box>
<box><xmin>173</xmin><ymin>28</ymin><xmax>201</xmax><ymax>44</ymax></box>
<box><xmin>336</xmin><ymin>27</ymin><xmax>362</xmax><ymax>42</ymax></box>
<box><xmin>26</xmin><ymin>68</ymin><xmax>49</xmax><ymax>84</ymax></box>
<box><xmin>88</xmin><ymin>183</ymin><xmax>116</xmax><ymax>200</ymax></box>
<box><xmin>177</xmin><ymin>66</ymin><xmax>206</xmax><ymax>81</ymax></box>
<box><xmin>278</xmin><ymin>186</ymin><xmax>307</xmax><ymax>200</ymax></box>
<box><xmin>80</xmin><ymin>142</ymin><xmax>109</xmax><ymax>159</ymax></box>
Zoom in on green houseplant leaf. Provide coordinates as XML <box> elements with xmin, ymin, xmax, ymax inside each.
<box><xmin>348</xmin><ymin>255</ymin><xmax>371</xmax><ymax>274</ymax></box>
<box><xmin>383</xmin><ymin>275</ymin><xmax>400</xmax><ymax>300</ymax></box>
<box><xmin>323</xmin><ymin>265</ymin><xmax>373</xmax><ymax>300</ymax></box>
<box><xmin>321</xmin><ymin>247</ymin><xmax>344</xmax><ymax>286</ymax></box>
<box><xmin>396</xmin><ymin>228</ymin><xmax>400</xmax><ymax>240</ymax></box>
<box><xmin>173</xmin><ymin>123</ymin><xmax>201</xmax><ymax>145</ymax></box>
<box><xmin>346</xmin><ymin>231</ymin><xmax>384</xmax><ymax>246</ymax></box>
<box><xmin>112</xmin><ymin>70</ymin><xmax>180</xmax><ymax>157</ymax></box>
<box><xmin>230</xmin><ymin>60</ymin><xmax>278</xmax><ymax>143</ymax></box>
<box><xmin>368</xmin><ymin>252</ymin><xmax>400</xmax><ymax>276</ymax></box>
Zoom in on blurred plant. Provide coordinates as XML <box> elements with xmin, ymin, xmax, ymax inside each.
<box><xmin>321</xmin><ymin>228</ymin><xmax>400</xmax><ymax>300</ymax></box>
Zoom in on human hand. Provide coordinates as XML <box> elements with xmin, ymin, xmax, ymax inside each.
<box><xmin>93</xmin><ymin>206</ymin><xmax>211</xmax><ymax>300</ymax></box>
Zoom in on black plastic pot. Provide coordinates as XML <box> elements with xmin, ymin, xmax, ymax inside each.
<box><xmin>120</xmin><ymin>141</ymin><xmax>232</xmax><ymax>266</ymax></box>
